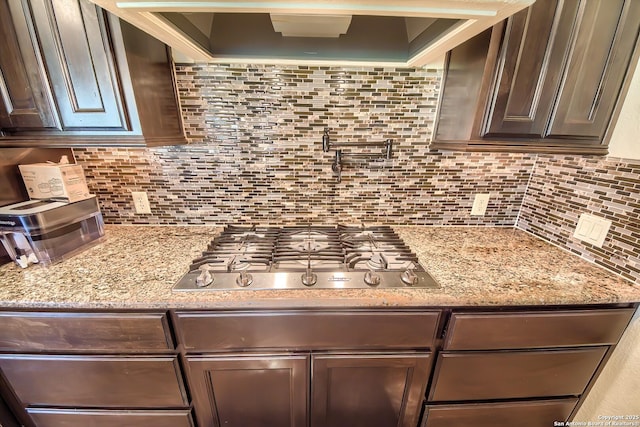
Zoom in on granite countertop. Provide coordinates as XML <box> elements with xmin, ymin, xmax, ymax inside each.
<box><xmin>0</xmin><ymin>225</ymin><xmax>639</xmax><ymax>309</ymax></box>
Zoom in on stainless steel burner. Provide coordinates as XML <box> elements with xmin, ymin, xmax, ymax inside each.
<box><xmin>174</xmin><ymin>225</ymin><xmax>440</xmax><ymax>290</ymax></box>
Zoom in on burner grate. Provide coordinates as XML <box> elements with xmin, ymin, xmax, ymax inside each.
<box><xmin>189</xmin><ymin>225</ymin><xmax>428</xmax><ymax>273</ymax></box>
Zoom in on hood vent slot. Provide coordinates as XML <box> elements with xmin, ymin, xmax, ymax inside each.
<box><xmin>270</xmin><ymin>14</ymin><xmax>352</xmax><ymax>38</ymax></box>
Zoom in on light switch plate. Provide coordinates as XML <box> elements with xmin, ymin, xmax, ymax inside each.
<box><xmin>573</xmin><ymin>213</ymin><xmax>611</xmax><ymax>247</ymax></box>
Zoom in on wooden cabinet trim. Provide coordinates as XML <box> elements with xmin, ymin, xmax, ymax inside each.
<box><xmin>429</xmin><ymin>139</ymin><xmax>609</xmax><ymax>155</ymax></box>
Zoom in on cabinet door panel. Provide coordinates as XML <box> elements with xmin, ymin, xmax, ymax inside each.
<box><xmin>0</xmin><ymin>0</ymin><xmax>57</xmax><ymax>130</ymax></box>
<box><xmin>29</xmin><ymin>0</ymin><xmax>128</xmax><ymax>130</ymax></box>
<box><xmin>311</xmin><ymin>353</ymin><xmax>432</xmax><ymax>427</ymax></box>
<box><xmin>429</xmin><ymin>347</ymin><xmax>607</xmax><ymax>401</ymax></box>
<box><xmin>27</xmin><ymin>409</ymin><xmax>195</xmax><ymax>427</ymax></box>
<box><xmin>187</xmin><ymin>354</ymin><xmax>308</xmax><ymax>427</ymax></box>
<box><xmin>484</xmin><ymin>0</ymin><xmax>574</xmax><ymax>138</ymax></box>
<box><xmin>421</xmin><ymin>399</ymin><xmax>578</xmax><ymax>427</ymax></box>
<box><xmin>548</xmin><ymin>0</ymin><xmax>640</xmax><ymax>139</ymax></box>
<box><xmin>0</xmin><ymin>355</ymin><xmax>188</xmax><ymax>407</ymax></box>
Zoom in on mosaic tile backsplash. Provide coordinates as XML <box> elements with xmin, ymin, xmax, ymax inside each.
<box><xmin>518</xmin><ymin>155</ymin><xmax>640</xmax><ymax>284</ymax></box>
<box><xmin>74</xmin><ymin>64</ymin><xmax>535</xmax><ymax>226</ymax></box>
<box><xmin>72</xmin><ymin>63</ymin><xmax>640</xmax><ymax>284</ymax></box>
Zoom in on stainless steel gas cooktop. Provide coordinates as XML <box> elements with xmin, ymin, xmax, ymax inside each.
<box><xmin>173</xmin><ymin>225</ymin><xmax>440</xmax><ymax>291</ymax></box>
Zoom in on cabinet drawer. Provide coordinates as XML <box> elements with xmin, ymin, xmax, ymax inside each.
<box><xmin>0</xmin><ymin>355</ymin><xmax>188</xmax><ymax>408</ymax></box>
<box><xmin>26</xmin><ymin>409</ymin><xmax>195</xmax><ymax>427</ymax></box>
<box><xmin>429</xmin><ymin>347</ymin><xmax>607</xmax><ymax>401</ymax></box>
<box><xmin>444</xmin><ymin>309</ymin><xmax>634</xmax><ymax>350</ymax></box>
<box><xmin>174</xmin><ymin>310</ymin><xmax>441</xmax><ymax>351</ymax></box>
<box><xmin>0</xmin><ymin>312</ymin><xmax>174</xmax><ymax>351</ymax></box>
<box><xmin>421</xmin><ymin>399</ymin><xmax>578</xmax><ymax>427</ymax></box>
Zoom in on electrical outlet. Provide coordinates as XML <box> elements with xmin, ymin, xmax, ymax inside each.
<box><xmin>131</xmin><ymin>191</ymin><xmax>151</xmax><ymax>214</ymax></box>
<box><xmin>573</xmin><ymin>213</ymin><xmax>611</xmax><ymax>247</ymax></box>
<box><xmin>471</xmin><ymin>193</ymin><xmax>490</xmax><ymax>216</ymax></box>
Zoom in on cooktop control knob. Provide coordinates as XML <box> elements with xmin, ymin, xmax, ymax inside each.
<box><xmin>364</xmin><ymin>270</ymin><xmax>381</xmax><ymax>286</ymax></box>
<box><xmin>236</xmin><ymin>271</ymin><xmax>253</xmax><ymax>287</ymax></box>
<box><xmin>400</xmin><ymin>269</ymin><xmax>419</xmax><ymax>287</ymax></box>
<box><xmin>301</xmin><ymin>269</ymin><xmax>317</xmax><ymax>287</ymax></box>
<box><xmin>196</xmin><ymin>265</ymin><xmax>215</xmax><ymax>287</ymax></box>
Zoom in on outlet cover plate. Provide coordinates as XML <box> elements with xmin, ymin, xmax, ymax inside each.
<box><xmin>471</xmin><ymin>193</ymin><xmax>490</xmax><ymax>216</ymax></box>
<box><xmin>573</xmin><ymin>213</ymin><xmax>611</xmax><ymax>247</ymax></box>
<box><xmin>131</xmin><ymin>191</ymin><xmax>151</xmax><ymax>214</ymax></box>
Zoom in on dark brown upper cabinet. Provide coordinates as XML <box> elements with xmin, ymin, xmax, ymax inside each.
<box><xmin>432</xmin><ymin>0</ymin><xmax>640</xmax><ymax>154</ymax></box>
<box><xmin>0</xmin><ymin>0</ymin><xmax>186</xmax><ymax>147</ymax></box>
<box><xmin>0</xmin><ymin>0</ymin><xmax>59</xmax><ymax>131</ymax></box>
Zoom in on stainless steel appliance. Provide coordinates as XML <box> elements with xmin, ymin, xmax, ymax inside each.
<box><xmin>0</xmin><ymin>148</ymin><xmax>77</xmax><ymax>266</ymax></box>
<box><xmin>0</xmin><ymin>196</ymin><xmax>105</xmax><ymax>268</ymax></box>
<box><xmin>174</xmin><ymin>225</ymin><xmax>440</xmax><ymax>290</ymax></box>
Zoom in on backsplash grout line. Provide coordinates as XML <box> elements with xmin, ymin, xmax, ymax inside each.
<box><xmin>515</xmin><ymin>153</ymin><xmax>538</xmax><ymax>226</ymax></box>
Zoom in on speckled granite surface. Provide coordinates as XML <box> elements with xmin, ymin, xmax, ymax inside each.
<box><xmin>0</xmin><ymin>225</ymin><xmax>638</xmax><ymax>309</ymax></box>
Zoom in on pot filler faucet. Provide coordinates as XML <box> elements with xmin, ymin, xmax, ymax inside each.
<box><xmin>332</xmin><ymin>150</ymin><xmax>343</xmax><ymax>183</ymax></box>
<box><xmin>321</xmin><ymin>128</ymin><xmax>393</xmax><ymax>183</ymax></box>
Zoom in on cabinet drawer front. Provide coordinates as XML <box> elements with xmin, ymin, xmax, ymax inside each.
<box><xmin>0</xmin><ymin>312</ymin><xmax>173</xmax><ymax>351</ymax></box>
<box><xmin>429</xmin><ymin>347</ymin><xmax>607</xmax><ymax>401</ymax></box>
<box><xmin>175</xmin><ymin>310</ymin><xmax>440</xmax><ymax>351</ymax></box>
<box><xmin>0</xmin><ymin>355</ymin><xmax>188</xmax><ymax>408</ymax></box>
<box><xmin>422</xmin><ymin>399</ymin><xmax>578</xmax><ymax>427</ymax></box>
<box><xmin>27</xmin><ymin>409</ymin><xmax>194</xmax><ymax>427</ymax></box>
<box><xmin>444</xmin><ymin>309</ymin><xmax>634</xmax><ymax>350</ymax></box>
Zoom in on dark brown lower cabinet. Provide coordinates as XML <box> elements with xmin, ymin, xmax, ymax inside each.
<box><xmin>0</xmin><ymin>355</ymin><xmax>188</xmax><ymax>408</ymax></box>
<box><xmin>186</xmin><ymin>354</ymin><xmax>309</xmax><ymax>427</ymax></box>
<box><xmin>429</xmin><ymin>347</ymin><xmax>608</xmax><ymax>401</ymax></box>
<box><xmin>311</xmin><ymin>353</ymin><xmax>432</xmax><ymax>427</ymax></box>
<box><xmin>185</xmin><ymin>352</ymin><xmax>432</xmax><ymax>427</ymax></box>
<box><xmin>26</xmin><ymin>409</ymin><xmax>195</xmax><ymax>427</ymax></box>
<box><xmin>421</xmin><ymin>399</ymin><xmax>579</xmax><ymax>427</ymax></box>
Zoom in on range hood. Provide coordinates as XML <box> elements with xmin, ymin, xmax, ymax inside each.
<box><xmin>88</xmin><ymin>0</ymin><xmax>534</xmax><ymax>66</ymax></box>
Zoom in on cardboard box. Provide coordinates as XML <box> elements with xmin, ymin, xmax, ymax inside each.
<box><xmin>18</xmin><ymin>162</ymin><xmax>92</xmax><ymax>203</ymax></box>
